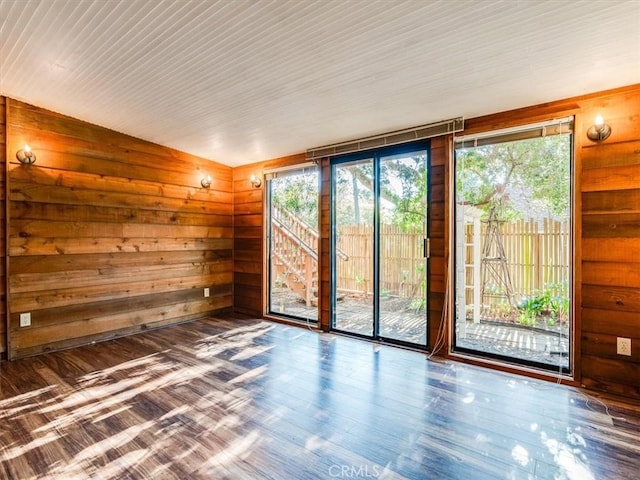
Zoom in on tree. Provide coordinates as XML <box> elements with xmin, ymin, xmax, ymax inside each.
<box><xmin>456</xmin><ymin>135</ymin><xmax>571</xmax><ymax>220</ymax></box>
<box><xmin>270</xmin><ymin>171</ymin><xmax>319</xmax><ymax>226</ymax></box>
<box><xmin>343</xmin><ymin>155</ymin><xmax>427</xmax><ymax>232</ymax></box>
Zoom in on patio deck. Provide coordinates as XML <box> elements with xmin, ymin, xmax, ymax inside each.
<box><xmin>271</xmin><ymin>290</ymin><xmax>569</xmax><ymax>368</ymax></box>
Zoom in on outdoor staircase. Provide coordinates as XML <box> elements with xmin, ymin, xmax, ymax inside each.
<box><xmin>271</xmin><ymin>206</ymin><xmax>347</xmax><ymax>307</ymax></box>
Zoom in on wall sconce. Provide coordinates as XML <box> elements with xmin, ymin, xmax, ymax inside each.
<box><xmin>16</xmin><ymin>144</ymin><xmax>36</xmax><ymax>164</ymax></box>
<box><xmin>201</xmin><ymin>175</ymin><xmax>212</xmax><ymax>188</ymax></box>
<box><xmin>587</xmin><ymin>114</ymin><xmax>611</xmax><ymax>142</ymax></box>
<box><xmin>250</xmin><ymin>174</ymin><xmax>262</xmax><ymax>188</ymax></box>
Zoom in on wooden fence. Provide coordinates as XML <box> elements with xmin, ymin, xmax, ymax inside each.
<box><xmin>336</xmin><ymin>219</ymin><xmax>570</xmax><ymax>303</ymax></box>
<box><xmin>465</xmin><ymin>218</ymin><xmax>570</xmax><ymax>305</ymax></box>
<box><xmin>336</xmin><ymin>225</ymin><xmax>425</xmax><ymax>296</ymax></box>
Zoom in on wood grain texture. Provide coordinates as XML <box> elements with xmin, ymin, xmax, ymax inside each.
<box><xmin>428</xmin><ymin>136</ymin><xmax>449</xmax><ymax>350</ymax></box>
<box><xmin>2</xmin><ymin>82</ymin><xmax>638</xmax><ymax>404</ymax></box>
<box><xmin>443</xmin><ymin>84</ymin><xmax>640</xmax><ymax>399</ymax></box>
<box><xmin>240</xmin><ymin>142</ymin><xmax>448</xmax><ymax>347</ymax></box>
<box><xmin>0</xmin><ymin>96</ymin><xmax>6</xmax><ymax>355</ymax></box>
<box><xmin>319</xmin><ymin>157</ymin><xmax>331</xmax><ymax>331</ymax></box>
<box><xmin>233</xmin><ymin>164</ymin><xmax>265</xmax><ymax>316</ymax></box>
<box><xmin>5</xmin><ymin>99</ymin><xmax>232</xmax><ymax>359</ymax></box>
<box><xmin>232</xmin><ymin>154</ymin><xmax>306</xmax><ymax>316</ymax></box>
<box><xmin>232</xmin><ymin>86</ymin><xmax>640</xmax><ymax>400</ymax></box>
<box><xmin>577</xmin><ymin>86</ymin><xmax>640</xmax><ymax>398</ymax></box>
<box><xmin>1</xmin><ymin>316</ymin><xmax>639</xmax><ymax>480</ymax></box>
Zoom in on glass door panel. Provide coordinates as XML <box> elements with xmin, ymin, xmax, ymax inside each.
<box><xmin>379</xmin><ymin>151</ymin><xmax>428</xmax><ymax>345</ymax></box>
<box><xmin>331</xmin><ymin>141</ymin><xmax>429</xmax><ymax>347</ymax></box>
<box><xmin>454</xmin><ymin>132</ymin><xmax>572</xmax><ymax>372</ymax></box>
<box><xmin>267</xmin><ymin>166</ymin><xmax>319</xmax><ymax>322</ymax></box>
<box><xmin>333</xmin><ymin>159</ymin><xmax>374</xmax><ymax>336</ymax></box>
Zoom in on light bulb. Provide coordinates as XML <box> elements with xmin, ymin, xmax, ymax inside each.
<box><xmin>594</xmin><ymin>115</ymin><xmax>604</xmax><ymax>128</ymax></box>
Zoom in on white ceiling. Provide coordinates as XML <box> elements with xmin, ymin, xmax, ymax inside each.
<box><xmin>1</xmin><ymin>0</ymin><xmax>639</xmax><ymax>167</ymax></box>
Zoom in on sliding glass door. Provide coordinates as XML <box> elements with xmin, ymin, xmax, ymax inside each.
<box><xmin>331</xmin><ymin>142</ymin><xmax>429</xmax><ymax>347</ymax></box>
<box><xmin>453</xmin><ymin>121</ymin><xmax>573</xmax><ymax>372</ymax></box>
<box><xmin>333</xmin><ymin>158</ymin><xmax>375</xmax><ymax>336</ymax></box>
<box><xmin>266</xmin><ymin>165</ymin><xmax>319</xmax><ymax>322</ymax></box>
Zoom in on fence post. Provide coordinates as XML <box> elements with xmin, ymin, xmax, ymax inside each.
<box><xmin>473</xmin><ymin>216</ymin><xmax>481</xmax><ymax>324</ymax></box>
<box><xmin>305</xmin><ymin>254</ymin><xmax>312</xmax><ymax>307</ymax></box>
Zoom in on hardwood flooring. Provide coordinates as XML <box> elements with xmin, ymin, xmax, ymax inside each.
<box><xmin>1</xmin><ymin>316</ymin><xmax>639</xmax><ymax>479</ymax></box>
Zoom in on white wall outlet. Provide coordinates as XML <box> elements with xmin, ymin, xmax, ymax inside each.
<box><xmin>204</xmin><ymin>287</ymin><xmax>210</xmax><ymax>298</ymax></box>
<box><xmin>617</xmin><ymin>337</ymin><xmax>632</xmax><ymax>356</ymax></box>
<box><xmin>19</xmin><ymin>312</ymin><xmax>31</xmax><ymax>327</ymax></box>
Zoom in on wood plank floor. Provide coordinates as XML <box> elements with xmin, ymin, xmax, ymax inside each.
<box><xmin>1</xmin><ymin>317</ymin><xmax>639</xmax><ymax>480</ymax></box>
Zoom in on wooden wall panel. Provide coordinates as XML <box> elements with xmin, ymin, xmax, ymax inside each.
<box><xmin>232</xmin><ymin>84</ymin><xmax>639</xmax><ymax>400</ymax></box>
<box><xmin>4</xmin><ymin>82</ymin><xmax>636</xmax><ymax>398</ymax></box>
<box><xmin>319</xmin><ymin>158</ymin><xmax>331</xmax><ymax>331</ymax></box>
<box><xmin>232</xmin><ymin>154</ymin><xmax>306</xmax><ymax>316</ymax></box>
<box><xmin>234</xmin><ymin>139</ymin><xmax>451</xmax><ymax>345</ymax></box>
<box><xmin>233</xmin><ymin>164</ymin><xmax>265</xmax><ymax>316</ymax></box>
<box><xmin>428</xmin><ymin>136</ymin><xmax>451</xmax><ymax>350</ymax></box>
<box><xmin>0</xmin><ymin>96</ymin><xmax>6</xmax><ymax>356</ymax></box>
<box><xmin>5</xmin><ymin>99</ymin><xmax>232</xmax><ymax>359</ymax></box>
<box><xmin>579</xmin><ymin>86</ymin><xmax>640</xmax><ymax>398</ymax></box>
<box><xmin>448</xmin><ymin>84</ymin><xmax>640</xmax><ymax>399</ymax></box>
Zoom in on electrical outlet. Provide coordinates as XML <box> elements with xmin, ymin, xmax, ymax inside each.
<box><xmin>617</xmin><ymin>337</ymin><xmax>632</xmax><ymax>356</ymax></box>
<box><xmin>204</xmin><ymin>287</ymin><xmax>210</xmax><ymax>298</ymax></box>
<box><xmin>19</xmin><ymin>312</ymin><xmax>31</xmax><ymax>327</ymax></box>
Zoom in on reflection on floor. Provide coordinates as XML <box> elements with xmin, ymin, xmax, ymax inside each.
<box><xmin>1</xmin><ymin>316</ymin><xmax>638</xmax><ymax>479</ymax></box>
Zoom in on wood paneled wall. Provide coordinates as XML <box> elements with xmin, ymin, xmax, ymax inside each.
<box><xmin>235</xmin><ymin>84</ymin><xmax>639</xmax><ymax>399</ymax></box>
<box><xmin>579</xmin><ymin>87</ymin><xmax>640</xmax><ymax>398</ymax></box>
<box><xmin>232</xmin><ymin>155</ymin><xmax>306</xmax><ymax>316</ymax></box>
<box><xmin>3</xmin><ymin>84</ymin><xmax>637</xmax><ymax>399</ymax></box>
<box><xmin>5</xmin><ymin>99</ymin><xmax>232</xmax><ymax>359</ymax></box>
<box><xmin>456</xmin><ymin>84</ymin><xmax>640</xmax><ymax>399</ymax></box>
<box><xmin>232</xmin><ymin>142</ymin><xmax>450</xmax><ymax>350</ymax></box>
<box><xmin>427</xmin><ymin>136</ymin><xmax>450</xmax><ymax>349</ymax></box>
<box><xmin>0</xmin><ymin>97</ymin><xmax>6</xmax><ymax>356</ymax></box>
<box><xmin>319</xmin><ymin>157</ymin><xmax>331</xmax><ymax>331</ymax></box>
<box><xmin>233</xmin><ymin>164</ymin><xmax>264</xmax><ymax>315</ymax></box>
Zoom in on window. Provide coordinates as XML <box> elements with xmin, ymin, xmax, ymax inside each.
<box><xmin>266</xmin><ymin>165</ymin><xmax>320</xmax><ymax>323</ymax></box>
<box><xmin>453</xmin><ymin>119</ymin><xmax>573</xmax><ymax>373</ymax></box>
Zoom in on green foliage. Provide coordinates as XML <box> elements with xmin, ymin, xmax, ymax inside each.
<box><xmin>409</xmin><ymin>288</ymin><xmax>426</xmax><ymax>313</ymax></box>
<box><xmin>334</xmin><ymin>163</ymin><xmax>375</xmax><ymax>225</ymax></box>
<box><xmin>518</xmin><ymin>309</ymin><xmax>537</xmax><ymax>327</ymax></box>
<box><xmin>544</xmin><ymin>281</ymin><xmax>570</xmax><ymax>322</ymax></box>
<box><xmin>409</xmin><ymin>264</ymin><xmax>427</xmax><ymax>312</ymax></box>
<box><xmin>334</xmin><ymin>155</ymin><xmax>428</xmax><ymax>231</ymax></box>
<box><xmin>456</xmin><ymin>135</ymin><xmax>571</xmax><ymax>219</ymax></box>
<box><xmin>518</xmin><ymin>295</ymin><xmax>546</xmax><ymax>317</ymax></box>
<box><xmin>271</xmin><ymin>171</ymin><xmax>319</xmax><ymax>226</ymax></box>
<box><xmin>517</xmin><ymin>283</ymin><xmax>570</xmax><ymax>327</ymax></box>
<box><xmin>380</xmin><ymin>155</ymin><xmax>427</xmax><ymax>232</ymax></box>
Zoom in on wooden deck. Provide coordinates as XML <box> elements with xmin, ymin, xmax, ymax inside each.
<box><xmin>273</xmin><ymin>291</ymin><xmax>568</xmax><ymax>366</ymax></box>
<box><xmin>1</xmin><ymin>316</ymin><xmax>638</xmax><ymax>479</ymax></box>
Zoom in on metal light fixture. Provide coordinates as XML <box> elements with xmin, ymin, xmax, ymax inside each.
<box><xmin>201</xmin><ymin>175</ymin><xmax>212</xmax><ymax>188</ymax></box>
<box><xmin>16</xmin><ymin>144</ymin><xmax>36</xmax><ymax>164</ymax></box>
<box><xmin>586</xmin><ymin>115</ymin><xmax>611</xmax><ymax>142</ymax></box>
<box><xmin>250</xmin><ymin>174</ymin><xmax>262</xmax><ymax>188</ymax></box>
